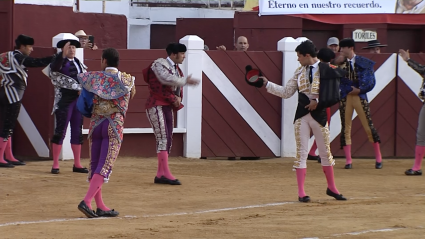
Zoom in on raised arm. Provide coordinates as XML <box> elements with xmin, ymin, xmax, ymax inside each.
<box><xmin>50</xmin><ymin>53</ymin><xmax>65</xmax><ymax>72</ymax></box>
<box><xmin>151</xmin><ymin>60</ymin><xmax>187</xmax><ymax>87</ymax></box>
<box><xmin>399</xmin><ymin>49</ymin><xmax>425</xmax><ymax>76</ymax></box>
<box><xmin>407</xmin><ymin>59</ymin><xmax>425</xmax><ymax>76</ymax></box>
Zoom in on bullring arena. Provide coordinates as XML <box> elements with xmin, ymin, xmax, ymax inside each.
<box><xmin>2</xmin><ymin>35</ymin><xmax>424</xmax><ymax>239</ymax></box>
<box><xmin>2</xmin><ymin>157</ymin><xmax>425</xmax><ymax>238</ymax></box>
<box><xmin>2</xmin><ymin>1</ymin><xmax>425</xmax><ymax>238</ymax></box>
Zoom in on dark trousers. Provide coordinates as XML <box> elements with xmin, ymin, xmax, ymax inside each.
<box><xmin>0</xmin><ymin>87</ymin><xmax>21</xmax><ymax>140</ymax></box>
<box><xmin>51</xmin><ymin>99</ymin><xmax>83</xmax><ymax>145</ymax></box>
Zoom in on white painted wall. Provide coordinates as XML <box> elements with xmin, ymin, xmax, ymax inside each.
<box><xmin>15</xmin><ymin>0</ymin><xmax>236</xmax><ymax>49</ymax></box>
<box><xmin>129</xmin><ymin>7</ymin><xmax>235</xmax><ymax>22</ymax></box>
<box><xmin>128</xmin><ymin>24</ymin><xmax>150</xmax><ymax>49</ymax></box>
<box><xmin>127</xmin><ymin>7</ymin><xmax>235</xmax><ymax>48</ymax></box>
<box><xmin>79</xmin><ymin>0</ymin><xmax>130</xmax><ymax>16</ymax></box>
<box><xmin>15</xmin><ymin>0</ymin><xmax>74</xmax><ymax>7</ymax></box>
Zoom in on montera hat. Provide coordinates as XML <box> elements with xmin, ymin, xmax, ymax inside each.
<box><xmin>166</xmin><ymin>43</ymin><xmax>187</xmax><ymax>54</ymax></box>
<box><xmin>317</xmin><ymin>48</ymin><xmax>336</xmax><ymax>63</ymax></box>
<box><xmin>339</xmin><ymin>38</ymin><xmax>355</xmax><ymax>48</ymax></box>
<box><xmin>362</xmin><ymin>40</ymin><xmax>387</xmax><ymax>49</ymax></box>
<box><xmin>245</xmin><ymin>65</ymin><xmax>264</xmax><ymax>88</ymax></box>
<box><xmin>15</xmin><ymin>34</ymin><xmax>34</xmax><ymax>46</ymax></box>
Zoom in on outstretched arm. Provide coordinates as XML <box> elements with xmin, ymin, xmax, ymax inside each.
<box><xmin>263</xmin><ymin>76</ymin><xmax>298</xmax><ymax>99</ymax></box>
<box><xmin>15</xmin><ymin>53</ymin><xmax>54</xmax><ymax>68</ymax></box>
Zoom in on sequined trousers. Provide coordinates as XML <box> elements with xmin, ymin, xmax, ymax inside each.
<box><xmin>293</xmin><ymin>113</ymin><xmax>335</xmax><ymax>169</ymax></box>
<box><xmin>339</xmin><ymin>95</ymin><xmax>380</xmax><ymax>148</ymax></box>
<box><xmin>88</xmin><ymin>120</ymin><xmax>122</xmax><ymax>182</ymax></box>
<box><xmin>146</xmin><ymin>105</ymin><xmax>174</xmax><ymax>153</ymax></box>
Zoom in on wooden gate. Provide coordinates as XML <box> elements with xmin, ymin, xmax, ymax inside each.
<box><xmin>8</xmin><ymin>48</ymin><xmax>424</xmax><ymax>159</ymax></box>
<box><xmin>396</xmin><ymin>53</ymin><xmax>425</xmax><ymax>157</ymax></box>
<box><xmin>201</xmin><ymin>50</ymin><xmax>282</xmax><ymax>158</ymax></box>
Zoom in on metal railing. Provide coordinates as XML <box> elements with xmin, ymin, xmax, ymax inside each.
<box><xmin>130</xmin><ymin>0</ymin><xmax>246</xmax><ymax>9</ymax></box>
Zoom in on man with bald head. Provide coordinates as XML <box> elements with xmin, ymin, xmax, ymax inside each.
<box><xmin>217</xmin><ymin>36</ymin><xmax>249</xmax><ymax>51</ymax></box>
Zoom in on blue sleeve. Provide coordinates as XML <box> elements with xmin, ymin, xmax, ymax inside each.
<box><xmin>77</xmin><ymin>88</ymin><xmax>94</xmax><ymax>118</ymax></box>
<box><xmin>359</xmin><ymin>66</ymin><xmax>376</xmax><ymax>94</ymax></box>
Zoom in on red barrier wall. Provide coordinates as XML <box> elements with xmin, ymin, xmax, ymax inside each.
<box><xmin>13</xmin><ymin>4</ymin><xmax>127</xmax><ymax>49</ymax></box>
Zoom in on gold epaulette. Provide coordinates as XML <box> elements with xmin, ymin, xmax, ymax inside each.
<box><xmin>121</xmin><ymin>71</ymin><xmax>136</xmax><ymax>99</ymax></box>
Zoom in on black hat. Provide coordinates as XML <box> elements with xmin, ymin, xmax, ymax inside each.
<box><xmin>245</xmin><ymin>65</ymin><xmax>264</xmax><ymax>88</ymax></box>
<box><xmin>15</xmin><ymin>34</ymin><xmax>34</xmax><ymax>46</ymax></box>
<box><xmin>57</xmin><ymin>39</ymin><xmax>81</xmax><ymax>48</ymax></box>
<box><xmin>166</xmin><ymin>43</ymin><xmax>187</xmax><ymax>54</ymax></box>
<box><xmin>339</xmin><ymin>38</ymin><xmax>355</xmax><ymax>48</ymax></box>
<box><xmin>362</xmin><ymin>40</ymin><xmax>387</xmax><ymax>49</ymax></box>
<box><xmin>317</xmin><ymin>48</ymin><xmax>335</xmax><ymax>63</ymax></box>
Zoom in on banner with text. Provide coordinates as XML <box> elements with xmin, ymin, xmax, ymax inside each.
<box><xmin>259</xmin><ymin>0</ymin><xmax>425</xmax><ymax>15</ymax></box>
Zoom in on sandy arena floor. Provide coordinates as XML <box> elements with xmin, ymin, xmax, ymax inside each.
<box><xmin>0</xmin><ymin>157</ymin><xmax>424</xmax><ymax>239</ymax></box>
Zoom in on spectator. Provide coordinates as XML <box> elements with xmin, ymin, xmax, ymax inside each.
<box><xmin>216</xmin><ymin>36</ymin><xmax>249</xmax><ymax>51</ymax></box>
<box><xmin>362</xmin><ymin>40</ymin><xmax>387</xmax><ymax>54</ymax></box>
<box><xmin>75</xmin><ymin>30</ymin><xmax>98</xmax><ymax>50</ymax></box>
<box><xmin>327</xmin><ymin>37</ymin><xmax>339</xmax><ymax>54</ymax></box>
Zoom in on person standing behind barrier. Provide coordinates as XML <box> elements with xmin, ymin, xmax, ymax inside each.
<box><xmin>399</xmin><ymin>49</ymin><xmax>425</xmax><ymax>175</ymax></box>
<box><xmin>337</xmin><ymin>38</ymin><xmax>382</xmax><ymax>170</ymax></box>
<box><xmin>259</xmin><ymin>40</ymin><xmax>347</xmax><ymax>203</ymax></box>
<box><xmin>362</xmin><ymin>40</ymin><xmax>387</xmax><ymax>54</ymax></box>
<box><xmin>0</xmin><ymin>34</ymin><xmax>54</xmax><ymax>168</ymax></box>
<box><xmin>216</xmin><ymin>36</ymin><xmax>249</xmax><ymax>51</ymax></box>
<box><xmin>327</xmin><ymin>37</ymin><xmax>339</xmax><ymax>54</ymax></box>
<box><xmin>76</xmin><ymin>48</ymin><xmax>136</xmax><ymax>218</ymax></box>
<box><xmin>75</xmin><ymin>30</ymin><xmax>98</xmax><ymax>50</ymax></box>
<box><xmin>47</xmin><ymin>37</ymin><xmax>88</xmax><ymax>174</ymax></box>
<box><xmin>143</xmin><ymin>42</ymin><xmax>200</xmax><ymax>185</ymax></box>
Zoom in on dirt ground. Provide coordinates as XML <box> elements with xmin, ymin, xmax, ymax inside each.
<box><xmin>1</xmin><ymin>156</ymin><xmax>425</xmax><ymax>239</ymax></box>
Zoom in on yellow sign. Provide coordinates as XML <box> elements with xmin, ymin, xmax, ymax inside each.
<box><xmin>243</xmin><ymin>0</ymin><xmax>259</xmax><ymax>11</ymax></box>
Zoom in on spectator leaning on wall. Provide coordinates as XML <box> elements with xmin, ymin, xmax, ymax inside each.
<box><xmin>216</xmin><ymin>36</ymin><xmax>249</xmax><ymax>51</ymax></box>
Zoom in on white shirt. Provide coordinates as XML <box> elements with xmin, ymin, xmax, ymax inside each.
<box><xmin>166</xmin><ymin>57</ymin><xmax>180</xmax><ymax>77</ymax></box>
<box><xmin>307</xmin><ymin>60</ymin><xmax>320</xmax><ymax>78</ymax></box>
<box><xmin>105</xmin><ymin>67</ymin><xmax>118</xmax><ymax>72</ymax></box>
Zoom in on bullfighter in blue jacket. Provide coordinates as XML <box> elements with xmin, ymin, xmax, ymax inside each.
<box><xmin>337</xmin><ymin>38</ymin><xmax>382</xmax><ymax>170</ymax></box>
